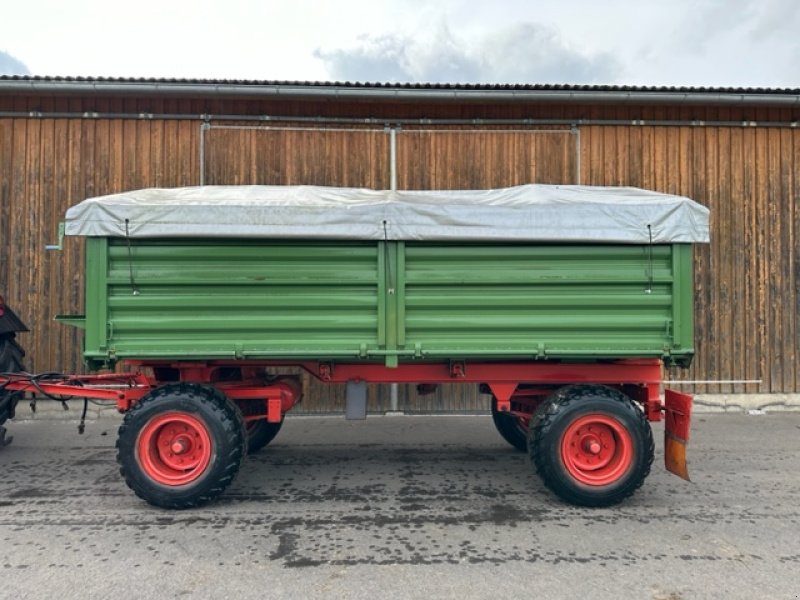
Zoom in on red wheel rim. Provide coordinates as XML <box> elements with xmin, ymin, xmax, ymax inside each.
<box><xmin>137</xmin><ymin>412</ymin><xmax>213</xmax><ymax>486</ymax></box>
<box><xmin>560</xmin><ymin>414</ymin><xmax>633</xmax><ymax>486</ymax></box>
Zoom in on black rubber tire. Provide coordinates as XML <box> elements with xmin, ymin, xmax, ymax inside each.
<box><xmin>116</xmin><ymin>383</ymin><xmax>247</xmax><ymax>509</ymax></box>
<box><xmin>490</xmin><ymin>397</ymin><xmax>529</xmax><ymax>452</ymax></box>
<box><xmin>528</xmin><ymin>385</ymin><xmax>654</xmax><ymax>507</ymax></box>
<box><xmin>0</xmin><ymin>334</ymin><xmax>26</xmax><ymax>426</ymax></box>
<box><xmin>240</xmin><ymin>400</ymin><xmax>284</xmax><ymax>453</ymax></box>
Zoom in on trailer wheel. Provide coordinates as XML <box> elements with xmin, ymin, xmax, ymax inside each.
<box><xmin>491</xmin><ymin>397</ymin><xmax>529</xmax><ymax>452</ymax></box>
<box><xmin>116</xmin><ymin>383</ymin><xmax>246</xmax><ymax>509</ymax></box>
<box><xmin>240</xmin><ymin>400</ymin><xmax>284</xmax><ymax>453</ymax></box>
<box><xmin>529</xmin><ymin>385</ymin><xmax>654</xmax><ymax>507</ymax></box>
<box><xmin>0</xmin><ymin>334</ymin><xmax>26</xmax><ymax>426</ymax></box>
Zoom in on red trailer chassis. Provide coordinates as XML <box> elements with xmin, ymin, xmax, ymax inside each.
<box><xmin>1</xmin><ymin>357</ymin><xmax>692</xmax><ymax>483</ymax></box>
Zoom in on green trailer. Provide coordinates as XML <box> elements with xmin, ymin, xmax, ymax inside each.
<box><xmin>72</xmin><ymin>238</ymin><xmax>695</xmax><ymax>369</ymax></box>
<box><xmin>3</xmin><ymin>184</ymin><xmax>708</xmax><ymax>509</ymax></box>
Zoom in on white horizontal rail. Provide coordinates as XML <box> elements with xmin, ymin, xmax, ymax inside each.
<box><xmin>664</xmin><ymin>380</ymin><xmax>762</xmax><ymax>385</ymax></box>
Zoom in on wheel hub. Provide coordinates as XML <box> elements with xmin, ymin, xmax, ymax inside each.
<box><xmin>582</xmin><ymin>436</ymin><xmax>602</xmax><ymax>455</ymax></box>
<box><xmin>170</xmin><ymin>436</ymin><xmax>191</xmax><ymax>455</ymax></box>
<box><xmin>560</xmin><ymin>414</ymin><xmax>634</xmax><ymax>486</ymax></box>
<box><xmin>137</xmin><ymin>412</ymin><xmax>213</xmax><ymax>486</ymax></box>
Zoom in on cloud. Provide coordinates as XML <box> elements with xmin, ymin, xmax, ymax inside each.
<box><xmin>0</xmin><ymin>50</ymin><xmax>30</xmax><ymax>75</ymax></box>
<box><xmin>745</xmin><ymin>0</ymin><xmax>800</xmax><ymax>44</ymax></box>
<box><xmin>631</xmin><ymin>0</ymin><xmax>800</xmax><ymax>87</ymax></box>
<box><xmin>669</xmin><ymin>0</ymin><xmax>800</xmax><ymax>54</ymax></box>
<box><xmin>315</xmin><ymin>21</ymin><xmax>621</xmax><ymax>84</ymax></box>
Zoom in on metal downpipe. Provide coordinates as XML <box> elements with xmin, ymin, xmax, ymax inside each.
<box><xmin>389</xmin><ymin>127</ymin><xmax>400</xmax><ymax>414</ymax></box>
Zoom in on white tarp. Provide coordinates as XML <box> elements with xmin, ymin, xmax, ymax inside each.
<box><xmin>64</xmin><ymin>184</ymin><xmax>710</xmax><ymax>243</ymax></box>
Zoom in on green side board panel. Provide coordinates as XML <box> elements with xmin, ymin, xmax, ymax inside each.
<box><xmin>77</xmin><ymin>238</ymin><xmax>695</xmax><ymax>368</ymax></box>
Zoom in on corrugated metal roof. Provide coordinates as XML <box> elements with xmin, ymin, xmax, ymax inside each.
<box><xmin>1</xmin><ymin>75</ymin><xmax>799</xmax><ymax>95</ymax></box>
<box><xmin>2</xmin><ymin>76</ymin><xmax>799</xmax><ymax>109</ymax></box>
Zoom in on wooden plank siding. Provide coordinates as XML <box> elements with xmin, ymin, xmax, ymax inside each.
<box><xmin>581</xmin><ymin>122</ymin><xmax>799</xmax><ymax>396</ymax></box>
<box><xmin>1</xmin><ymin>96</ymin><xmax>799</xmax><ymax>414</ymax></box>
<box><xmin>1</xmin><ymin>115</ymin><xmax>201</xmax><ymax>376</ymax></box>
<box><xmin>203</xmin><ymin>125</ymin><xmax>390</xmax><ymax>188</ymax></box>
<box><xmin>395</xmin><ymin>128</ymin><xmax>577</xmax><ymax>189</ymax></box>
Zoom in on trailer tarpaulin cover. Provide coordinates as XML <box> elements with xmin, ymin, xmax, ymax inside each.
<box><xmin>64</xmin><ymin>184</ymin><xmax>710</xmax><ymax>243</ymax></box>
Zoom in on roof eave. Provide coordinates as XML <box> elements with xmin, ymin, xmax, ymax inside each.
<box><xmin>1</xmin><ymin>79</ymin><xmax>800</xmax><ymax>107</ymax></box>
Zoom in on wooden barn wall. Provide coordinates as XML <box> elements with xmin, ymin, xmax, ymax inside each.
<box><xmin>1</xmin><ymin>98</ymin><xmax>798</xmax><ymax>415</ymax></box>
<box><xmin>394</xmin><ymin>127</ymin><xmax>577</xmax><ymax>188</ymax></box>
<box><xmin>580</xmin><ymin>115</ymin><xmax>798</xmax><ymax>397</ymax></box>
<box><xmin>0</xmin><ymin>116</ymin><xmax>202</xmax><ymax>376</ymax></box>
<box><xmin>203</xmin><ymin>126</ymin><xmax>390</xmax><ymax>187</ymax></box>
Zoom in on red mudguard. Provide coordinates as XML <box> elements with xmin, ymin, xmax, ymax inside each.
<box><xmin>664</xmin><ymin>389</ymin><xmax>693</xmax><ymax>481</ymax></box>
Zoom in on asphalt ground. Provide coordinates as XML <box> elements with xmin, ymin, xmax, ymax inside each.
<box><xmin>0</xmin><ymin>413</ymin><xmax>798</xmax><ymax>600</ymax></box>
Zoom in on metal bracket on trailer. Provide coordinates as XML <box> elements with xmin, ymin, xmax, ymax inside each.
<box><xmin>486</xmin><ymin>382</ymin><xmax>518</xmax><ymax>413</ymax></box>
<box><xmin>318</xmin><ymin>363</ymin><xmax>334</xmax><ymax>382</ymax></box>
<box><xmin>449</xmin><ymin>361</ymin><xmax>466</xmax><ymax>379</ymax></box>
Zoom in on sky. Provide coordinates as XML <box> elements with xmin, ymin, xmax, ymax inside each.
<box><xmin>1</xmin><ymin>0</ymin><xmax>799</xmax><ymax>88</ymax></box>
